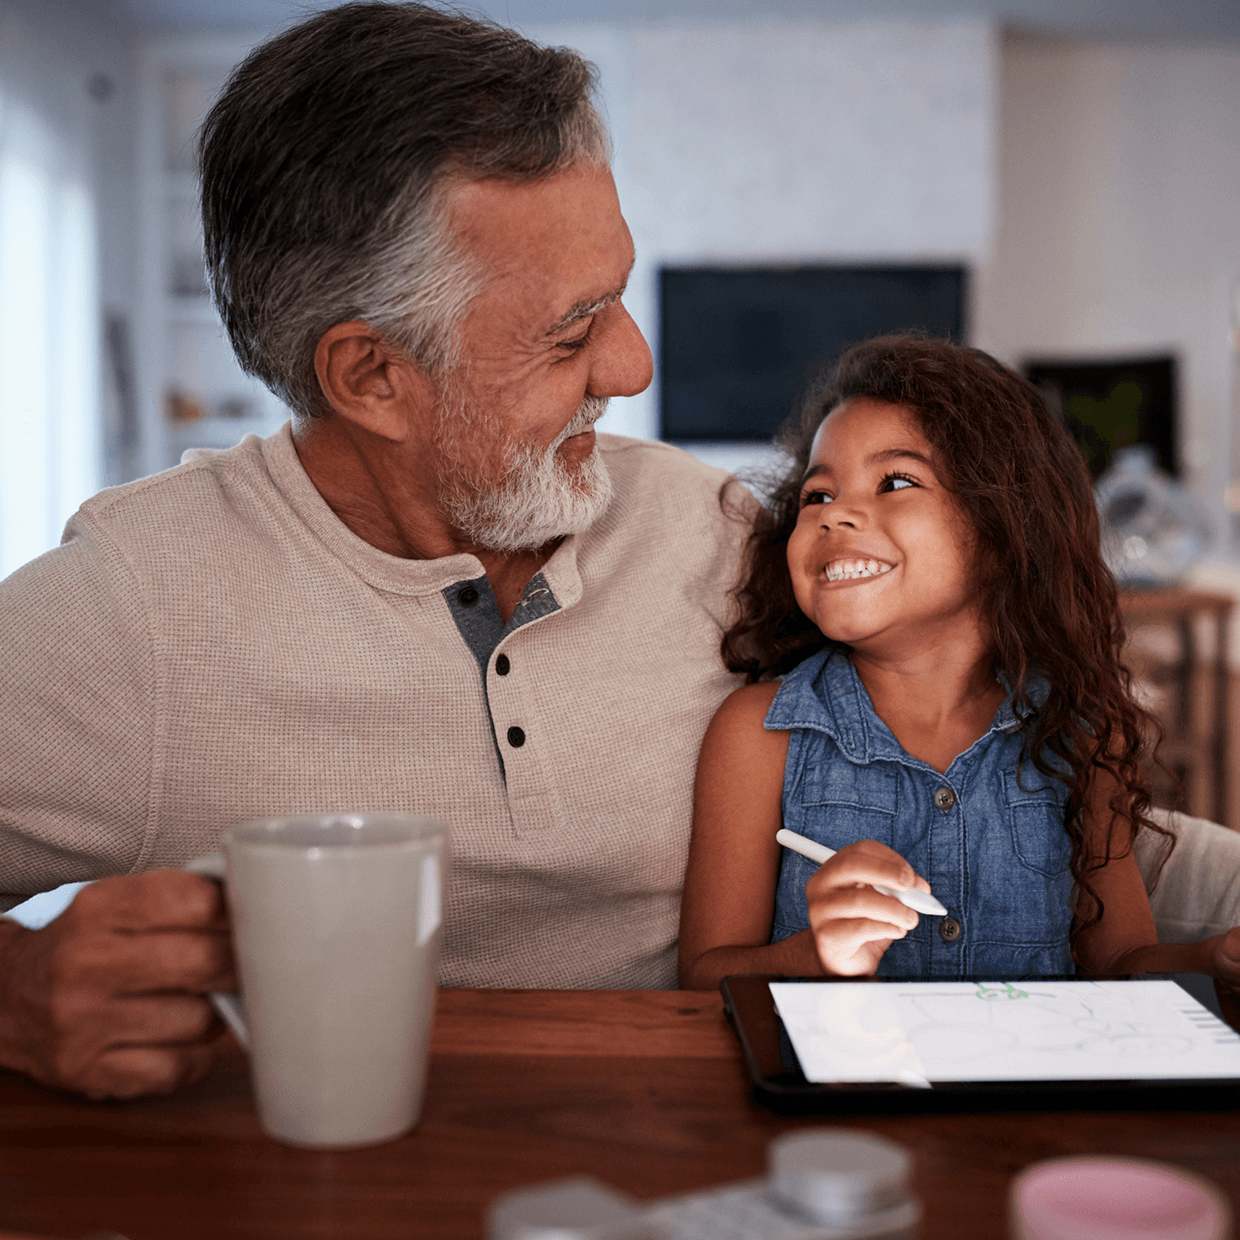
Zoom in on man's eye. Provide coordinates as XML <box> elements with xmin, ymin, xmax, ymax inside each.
<box><xmin>556</xmin><ymin>323</ymin><xmax>594</xmax><ymax>351</ymax></box>
<box><xmin>880</xmin><ymin>473</ymin><xmax>916</xmax><ymax>493</ymax></box>
<box><xmin>800</xmin><ymin>489</ymin><xmax>832</xmax><ymax>507</ymax></box>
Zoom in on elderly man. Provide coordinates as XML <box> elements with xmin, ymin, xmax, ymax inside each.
<box><xmin>3</xmin><ymin>1</ymin><xmax>1239</xmax><ymax>1106</ymax></box>
<box><xmin>0</xmin><ymin>2</ymin><xmax>745</xmax><ymax>1098</ymax></box>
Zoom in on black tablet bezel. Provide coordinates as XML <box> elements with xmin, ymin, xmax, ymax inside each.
<box><xmin>720</xmin><ymin>974</ymin><xmax>1240</xmax><ymax>1115</ymax></box>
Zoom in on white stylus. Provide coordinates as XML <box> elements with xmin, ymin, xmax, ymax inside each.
<box><xmin>775</xmin><ymin>828</ymin><xmax>949</xmax><ymax>917</ymax></box>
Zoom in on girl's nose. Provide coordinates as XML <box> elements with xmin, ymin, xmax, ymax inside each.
<box><xmin>819</xmin><ymin>496</ymin><xmax>866</xmax><ymax>529</ymax></box>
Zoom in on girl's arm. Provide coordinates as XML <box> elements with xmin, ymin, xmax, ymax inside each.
<box><xmin>677</xmin><ymin>683</ymin><xmax>925</xmax><ymax>990</ymax></box>
<box><xmin>1073</xmin><ymin>777</ymin><xmax>1240</xmax><ymax>985</ymax></box>
<box><xmin>678</xmin><ymin>683</ymin><xmax>821</xmax><ymax>989</ymax></box>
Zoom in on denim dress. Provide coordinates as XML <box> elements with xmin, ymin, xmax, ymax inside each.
<box><xmin>767</xmin><ymin>648</ymin><xmax>1074</xmax><ymax>978</ymax></box>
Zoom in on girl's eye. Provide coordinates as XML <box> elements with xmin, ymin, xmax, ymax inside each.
<box><xmin>800</xmin><ymin>489</ymin><xmax>833</xmax><ymax>508</ymax></box>
<box><xmin>879</xmin><ymin>473</ymin><xmax>916</xmax><ymax>493</ymax></box>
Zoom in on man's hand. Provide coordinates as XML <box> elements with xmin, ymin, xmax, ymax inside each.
<box><xmin>0</xmin><ymin>870</ymin><xmax>237</xmax><ymax>1100</ymax></box>
<box><xmin>804</xmin><ymin>839</ymin><xmax>928</xmax><ymax>976</ymax></box>
<box><xmin>1210</xmin><ymin>925</ymin><xmax>1240</xmax><ymax>988</ymax></box>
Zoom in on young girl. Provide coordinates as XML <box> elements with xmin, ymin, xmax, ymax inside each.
<box><xmin>679</xmin><ymin>335</ymin><xmax>1240</xmax><ymax>989</ymax></box>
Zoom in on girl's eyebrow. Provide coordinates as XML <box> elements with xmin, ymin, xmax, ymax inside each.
<box><xmin>800</xmin><ymin>446</ymin><xmax>932</xmax><ymax>486</ymax></box>
<box><xmin>868</xmin><ymin>447</ymin><xmax>933</xmax><ymax>467</ymax></box>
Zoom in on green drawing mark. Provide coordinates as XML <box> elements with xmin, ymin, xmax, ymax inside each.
<box><xmin>976</xmin><ymin>981</ymin><xmax>1030</xmax><ymax>1001</ymax></box>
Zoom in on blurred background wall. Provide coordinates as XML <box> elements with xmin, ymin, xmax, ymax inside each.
<box><xmin>1</xmin><ymin>0</ymin><xmax>1238</xmax><ymax>577</ymax></box>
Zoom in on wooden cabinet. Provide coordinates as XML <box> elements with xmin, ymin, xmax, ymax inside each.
<box><xmin>1120</xmin><ymin>588</ymin><xmax>1233</xmax><ymax>825</ymax></box>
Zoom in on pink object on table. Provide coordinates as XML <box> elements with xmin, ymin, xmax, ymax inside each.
<box><xmin>1010</xmin><ymin>1157</ymin><xmax>1232</xmax><ymax>1240</ymax></box>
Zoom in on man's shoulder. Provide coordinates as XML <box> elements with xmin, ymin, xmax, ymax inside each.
<box><xmin>573</xmin><ymin>435</ymin><xmax>756</xmax><ymax>604</ymax></box>
<box><xmin>79</xmin><ymin>434</ymin><xmax>272</xmax><ymax>525</ymax></box>
<box><xmin>69</xmin><ymin>433</ymin><xmax>286</xmax><ymax>566</ymax></box>
<box><xmin>597</xmin><ymin>432</ymin><xmax>724</xmax><ymax>481</ymax></box>
<box><xmin>596</xmin><ymin>433</ymin><xmax>756</xmax><ymax>520</ymax></box>
<box><xmin>596</xmin><ymin>431</ymin><xmax>722</xmax><ymax>475</ymax></box>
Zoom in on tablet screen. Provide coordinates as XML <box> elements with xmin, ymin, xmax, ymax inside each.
<box><xmin>769</xmin><ymin>979</ymin><xmax>1240</xmax><ymax>1086</ymax></box>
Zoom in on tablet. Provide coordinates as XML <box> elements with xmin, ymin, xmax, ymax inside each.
<box><xmin>720</xmin><ymin>974</ymin><xmax>1240</xmax><ymax>1113</ymax></box>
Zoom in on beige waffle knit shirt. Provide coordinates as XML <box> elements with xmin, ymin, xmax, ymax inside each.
<box><xmin>0</xmin><ymin>426</ymin><xmax>747</xmax><ymax>989</ymax></box>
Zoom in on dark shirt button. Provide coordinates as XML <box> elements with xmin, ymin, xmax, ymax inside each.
<box><xmin>939</xmin><ymin>917</ymin><xmax>962</xmax><ymax>942</ymax></box>
<box><xmin>934</xmin><ymin>787</ymin><xmax>956</xmax><ymax>812</ymax></box>
<box><xmin>495</xmin><ymin>654</ymin><xmax>510</xmax><ymax>676</ymax></box>
<box><xmin>457</xmin><ymin>586</ymin><xmax>480</xmax><ymax>607</ymax></box>
<box><xmin>507</xmin><ymin>726</ymin><xmax>526</xmax><ymax>748</ymax></box>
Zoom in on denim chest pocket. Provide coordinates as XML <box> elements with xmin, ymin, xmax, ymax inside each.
<box><xmin>1003</xmin><ymin>768</ymin><xmax>1071</xmax><ymax>877</ymax></box>
<box><xmin>798</xmin><ymin>758</ymin><xmax>899</xmax><ymax>848</ymax></box>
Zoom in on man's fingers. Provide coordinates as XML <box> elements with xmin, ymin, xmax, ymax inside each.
<box><xmin>42</xmin><ymin>921</ymin><xmax>235</xmax><ymax>996</ymax></box>
<box><xmin>83</xmin><ymin>992</ymin><xmax>225</xmax><ymax>1048</ymax></box>
<box><xmin>68</xmin><ymin>869</ymin><xmax>229</xmax><ymax>933</ymax></box>
<box><xmin>113</xmin><ymin>931</ymin><xmax>236</xmax><ymax>995</ymax></box>
<box><xmin>75</xmin><ymin>1037</ymin><xmax>227</xmax><ymax>1102</ymax></box>
<box><xmin>15</xmin><ymin>983</ymin><xmax>231</xmax><ymax>1100</ymax></box>
<box><xmin>0</xmin><ymin>872</ymin><xmax>238</xmax><ymax>1100</ymax></box>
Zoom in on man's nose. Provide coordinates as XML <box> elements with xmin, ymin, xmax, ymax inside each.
<box><xmin>589</xmin><ymin>303</ymin><xmax>653</xmax><ymax>399</ymax></box>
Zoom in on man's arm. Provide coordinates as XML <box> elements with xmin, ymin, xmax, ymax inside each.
<box><xmin>1074</xmin><ymin>779</ymin><xmax>1240</xmax><ymax>987</ymax></box>
<box><xmin>1</xmin><ymin>521</ymin><xmax>159</xmax><ymax>909</ymax></box>
<box><xmin>0</xmin><ymin>870</ymin><xmax>236</xmax><ymax>1098</ymax></box>
<box><xmin>2</xmin><ymin>523</ymin><xmax>237</xmax><ymax>1097</ymax></box>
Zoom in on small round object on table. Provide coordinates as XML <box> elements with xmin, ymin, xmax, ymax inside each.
<box><xmin>769</xmin><ymin>1129</ymin><xmax>919</xmax><ymax>1233</ymax></box>
<box><xmin>1010</xmin><ymin>1155</ymin><xmax>1232</xmax><ymax>1240</ymax></box>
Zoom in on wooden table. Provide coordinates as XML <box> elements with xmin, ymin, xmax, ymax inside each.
<box><xmin>1</xmin><ymin>988</ymin><xmax>1238</xmax><ymax>1240</ymax></box>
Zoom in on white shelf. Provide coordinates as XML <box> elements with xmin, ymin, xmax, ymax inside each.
<box><xmin>136</xmin><ymin>36</ymin><xmax>278</xmax><ymax>478</ymax></box>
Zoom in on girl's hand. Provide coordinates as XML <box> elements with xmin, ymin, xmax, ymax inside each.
<box><xmin>805</xmin><ymin>839</ymin><xmax>930</xmax><ymax>976</ymax></box>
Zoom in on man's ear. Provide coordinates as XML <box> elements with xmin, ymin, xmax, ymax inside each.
<box><xmin>313</xmin><ymin>322</ymin><xmax>436</xmax><ymax>440</ymax></box>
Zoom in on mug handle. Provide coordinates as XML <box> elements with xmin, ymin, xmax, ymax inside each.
<box><xmin>183</xmin><ymin>852</ymin><xmax>250</xmax><ymax>1050</ymax></box>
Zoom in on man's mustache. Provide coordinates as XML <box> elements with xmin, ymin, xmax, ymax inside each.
<box><xmin>553</xmin><ymin>396</ymin><xmax>610</xmax><ymax>448</ymax></box>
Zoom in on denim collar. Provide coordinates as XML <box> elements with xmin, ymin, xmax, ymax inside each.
<box><xmin>764</xmin><ymin>646</ymin><xmax>1039</xmax><ymax>769</ymax></box>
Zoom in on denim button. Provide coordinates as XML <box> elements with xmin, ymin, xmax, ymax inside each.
<box><xmin>495</xmin><ymin>654</ymin><xmax>510</xmax><ymax>675</ymax></box>
<box><xmin>458</xmin><ymin>585</ymin><xmax>480</xmax><ymax>607</ymax></box>
<box><xmin>934</xmin><ymin>787</ymin><xmax>956</xmax><ymax>811</ymax></box>
<box><xmin>507</xmin><ymin>726</ymin><xmax>526</xmax><ymax>748</ymax></box>
<box><xmin>939</xmin><ymin>917</ymin><xmax>962</xmax><ymax>942</ymax></box>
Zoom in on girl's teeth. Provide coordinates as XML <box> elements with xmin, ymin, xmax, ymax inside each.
<box><xmin>824</xmin><ymin>559</ymin><xmax>892</xmax><ymax>582</ymax></box>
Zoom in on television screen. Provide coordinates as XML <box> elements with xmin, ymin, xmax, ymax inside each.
<box><xmin>659</xmin><ymin>265</ymin><xmax>967</xmax><ymax>443</ymax></box>
<box><xmin>1022</xmin><ymin>355</ymin><xmax>1178</xmax><ymax>479</ymax></box>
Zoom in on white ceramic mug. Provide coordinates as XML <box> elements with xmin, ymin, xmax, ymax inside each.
<box><xmin>186</xmin><ymin>813</ymin><xmax>447</xmax><ymax>1149</ymax></box>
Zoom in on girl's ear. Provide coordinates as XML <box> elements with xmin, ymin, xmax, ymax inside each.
<box><xmin>313</xmin><ymin>321</ymin><xmax>436</xmax><ymax>441</ymax></box>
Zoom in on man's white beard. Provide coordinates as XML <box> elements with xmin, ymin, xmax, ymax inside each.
<box><xmin>435</xmin><ymin>392</ymin><xmax>614</xmax><ymax>553</ymax></box>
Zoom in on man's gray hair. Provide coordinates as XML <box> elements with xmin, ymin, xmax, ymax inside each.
<box><xmin>198</xmin><ymin>1</ymin><xmax>610</xmax><ymax>418</ymax></box>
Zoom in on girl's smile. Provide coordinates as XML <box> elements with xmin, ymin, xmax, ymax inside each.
<box><xmin>820</xmin><ymin>557</ymin><xmax>894</xmax><ymax>583</ymax></box>
<box><xmin>786</xmin><ymin>396</ymin><xmax>985</xmax><ymax>663</ymax></box>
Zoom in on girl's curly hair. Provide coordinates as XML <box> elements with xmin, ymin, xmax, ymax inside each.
<box><xmin>721</xmin><ymin>334</ymin><xmax>1171</xmax><ymax>951</ymax></box>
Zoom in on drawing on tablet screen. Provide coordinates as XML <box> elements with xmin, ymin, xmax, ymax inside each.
<box><xmin>768</xmin><ymin>980</ymin><xmax>1239</xmax><ymax>1084</ymax></box>
<box><xmin>975</xmin><ymin>981</ymin><xmax>1030</xmax><ymax>1001</ymax></box>
<box><xmin>901</xmin><ymin>980</ymin><xmax>1194</xmax><ymax>1064</ymax></box>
